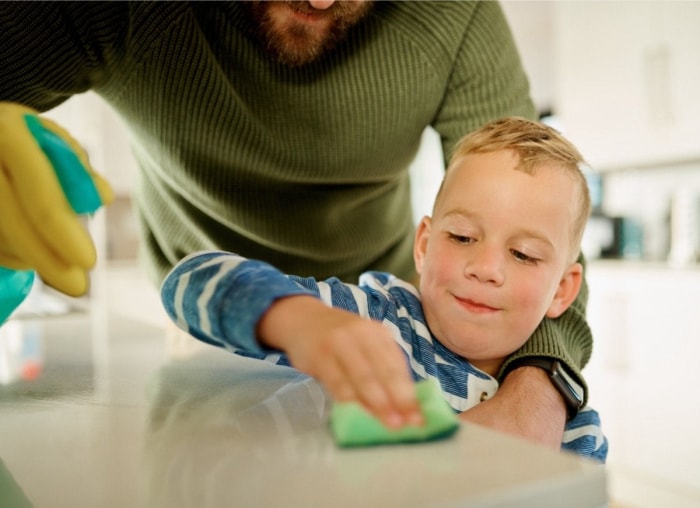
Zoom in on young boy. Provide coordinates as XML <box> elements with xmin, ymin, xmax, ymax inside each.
<box><xmin>160</xmin><ymin>117</ymin><xmax>607</xmax><ymax>461</ymax></box>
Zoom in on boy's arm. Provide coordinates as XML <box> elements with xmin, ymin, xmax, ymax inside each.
<box><xmin>562</xmin><ymin>407</ymin><xmax>608</xmax><ymax>462</ymax></box>
<box><xmin>160</xmin><ymin>251</ymin><xmax>309</xmax><ymax>357</ymax></box>
<box><xmin>160</xmin><ymin>251</ymin><xmax>421</xmax><ymax>428</ymax></box>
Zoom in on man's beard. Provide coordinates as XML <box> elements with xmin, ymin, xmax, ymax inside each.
<box><xmin>245</xmin><ymin>1</ymin><xmax>375</xmax><ymax>67</ymax></box>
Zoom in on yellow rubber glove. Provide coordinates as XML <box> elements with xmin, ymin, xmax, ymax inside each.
<box><xmin>0</xmin><ymin>102</ymin><xmax>113</xmax><ymax>297</ymax></box>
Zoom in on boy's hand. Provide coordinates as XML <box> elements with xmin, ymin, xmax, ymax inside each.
<box><xmin>258</xmin><ymin>295</ymin><xmax>423</xmax><ymax>429</ymax></box>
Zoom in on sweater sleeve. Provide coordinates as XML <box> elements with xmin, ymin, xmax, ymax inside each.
<box><xmin>159</xmin><ymin>250</ymin><xmax>382</xmax><ymax>360</ymax></box>
<box><xmin>432</xmin><ymin>1</ymin><xmax>537</xmax><ymax>158</ymax></box>
<box><xmin>0</xmin><ymin>1</ymin><xmax>131</xmax><ymax>109</ymax></box>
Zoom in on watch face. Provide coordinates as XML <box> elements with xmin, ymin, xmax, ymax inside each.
<box><xmin>552</xmin><ymin>362</ymin><xmax>584</xmax><ymax>408</ymax></box>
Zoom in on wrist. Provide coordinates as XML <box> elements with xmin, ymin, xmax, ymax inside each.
<box><xmin>506</xmin><ymin>367</ymin><xmax>567</xmax><ymax>425</ymax></box>
<box><xmin>257</xmin><ymin>295</ymin><xmax>320</xmax><ymax>350</ymax></box>
<box><xmin>503</xmin><ymin>357</ymin><xmax>583</xmax><ymax>420</ymax></box>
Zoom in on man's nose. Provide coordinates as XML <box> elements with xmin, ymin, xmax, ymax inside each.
<box><xmin>464</xmin><ymin>244</ymin><xmax>505</xmax><ymax>285</ymax></box>
<box><xmin>308</xmin><ymin>0</ymin><xmax>336</xmax><ymax>10</ymax></box>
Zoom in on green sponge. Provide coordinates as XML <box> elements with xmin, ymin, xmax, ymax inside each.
<box><xmin>330</xmin><ymin>378</ymin><xmax>459</xmax><ymax>447</ymax></box>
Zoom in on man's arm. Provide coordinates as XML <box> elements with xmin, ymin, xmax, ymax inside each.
<box><xmin>432</xmin><ymin>1</ymin><xmax>537</xmax><ymax>154</ymax></box>
<box><xmin>460</xmin><ymin>366</ymin><xmax>566</xmax><ymax>450</ymax></box>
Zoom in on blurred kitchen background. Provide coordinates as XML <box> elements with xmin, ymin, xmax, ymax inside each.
<box><xmin>10</xmin><ymin>2</ymin><xmax>700</xmax><ymax>507</ymax></box>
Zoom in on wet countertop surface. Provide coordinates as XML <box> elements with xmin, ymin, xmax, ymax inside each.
<box><xmin>0</xmin><ymin>266</ymin><xmax>607</xmax><ymax>508</ymax></box>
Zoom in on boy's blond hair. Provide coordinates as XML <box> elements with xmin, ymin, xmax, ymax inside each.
<box><xmin>438</xmin><ymin>116</ymin><xmax>591</xmax><ymax>262</ymax></box>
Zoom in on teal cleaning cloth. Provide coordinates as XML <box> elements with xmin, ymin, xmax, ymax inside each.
<box><xmin>24</xmin><ymin>114</ymin><xmax>102</xmax><ymax>215</ymax></box>
<box><xmin>330</xmin><ymin>379</ymin><xmax>459</xmax><ymax>447</ymax></box>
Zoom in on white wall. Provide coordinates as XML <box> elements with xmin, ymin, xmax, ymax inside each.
<box><xmin>501</xmin><ymin>1</ymin><xmax>554</xmax><ymax>114</ymax></box>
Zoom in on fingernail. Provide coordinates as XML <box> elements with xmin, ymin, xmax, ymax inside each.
<box><xmin>409</xmin><ymin>412</ymin><xmax>424</xmax><ymax>427</ymax></box>
<box><xmin>386</xmin><ymin>413</ymin><xmax>403</xmax><ymax>429</ymax></box>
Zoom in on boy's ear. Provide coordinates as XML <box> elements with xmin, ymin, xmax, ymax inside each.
<box><xmin>413</xmin><ymin>216</ymin><xmax>432</xmax><ymax>275</ymax></box>
<box><xmin>546</xmin><ymin>262</ymin><xmax>583</xmax><ymax>318</ymax></box>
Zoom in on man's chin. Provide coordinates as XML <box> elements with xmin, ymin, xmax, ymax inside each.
<box><xmin>256</xmin><ymin>21</ymin><xmax>325</xmax><ymax>66</ymax></box>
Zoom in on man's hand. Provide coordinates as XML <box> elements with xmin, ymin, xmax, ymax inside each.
<box><xmin>0</xmin><ymin>102</ymin><xmax>113</xmax><ymax>296</ymax></box>
<box><xmin>258</xmin><ymin>295</ymin><xmax>423</xmax><ymax>429</ymax></box>
<box><xmin>459</xmin><ymin>366</ymin><xmax>566</xmax><ymax>450</ymax></box>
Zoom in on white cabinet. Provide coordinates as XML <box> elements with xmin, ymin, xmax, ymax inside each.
<box><xmin>554</xmin><ymin>2</ymin><xmax>700</xmax><ymax>170</ymax></box>
<box><xmin>586</xmin><ymin>262</ymin><xmax>700</xmax><ymax>373</ymax></box>
<box><xmin>584</xmin><ymin>262</ymin><xmax>700</xmax><ymax>498</ymax></box>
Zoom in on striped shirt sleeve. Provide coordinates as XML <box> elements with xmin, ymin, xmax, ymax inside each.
<box><xmin>160</xmin><ymin>251</ymin><xmax>309</xmax><ymax>362</ymax></box>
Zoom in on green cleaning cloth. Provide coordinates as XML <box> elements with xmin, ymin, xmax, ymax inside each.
<box><xmin>330</xmin><ymin>378</ymin><xmax>460</xmax><ymax>447</ymax></box>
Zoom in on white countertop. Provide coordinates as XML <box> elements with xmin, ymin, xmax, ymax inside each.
<box><xmin>0</xmin><ymin>266</ymin><xmax>607</xmax><ymax>507</ymax></box>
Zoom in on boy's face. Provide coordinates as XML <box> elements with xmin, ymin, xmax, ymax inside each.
<box><xmin>413</xmin><ymin>150</ymin><xmax>582</xmax><ymax>376</ymax></box>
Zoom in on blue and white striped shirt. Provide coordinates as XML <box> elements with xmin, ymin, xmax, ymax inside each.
<box><xmin>161</xmin><ymin>251</ymin><xmax>607</xmax><ymax>462</ymax></box>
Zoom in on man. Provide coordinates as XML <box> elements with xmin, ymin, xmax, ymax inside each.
<box><xmin>0</xmin><ymin>1</ymin><xmax>587</xmax><ymax>448</ymax></box>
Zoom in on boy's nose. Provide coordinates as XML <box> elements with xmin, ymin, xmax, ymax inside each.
<box><xmin>464</xmin><ymin>245</ymin><xmax>505</xmax><ymax>285</ymax></box>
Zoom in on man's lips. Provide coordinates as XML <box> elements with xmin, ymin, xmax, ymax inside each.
<box><xmin>290</xmin><ymin>9</ymin><xmax>326</xmax><ymax>22</ymax></box>
<box><xmin>286</xmin><ymin>4</ymin><xmax>332</xmax><ymax>22</ymax></box>
<box><xmin>454</xmin><ymin>296</ymin><xmax>500</xmax><ymax>314</ymax></box>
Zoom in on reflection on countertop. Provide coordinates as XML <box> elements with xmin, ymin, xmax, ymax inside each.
<box><xmin>145</xmin><ymin>352</ymin><xmax>332</xmax><ymax>508</ymax></box>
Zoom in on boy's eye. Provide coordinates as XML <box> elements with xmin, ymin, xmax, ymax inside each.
<box><xmin>511</xmin><ymin>250</ymin><xmax>538</xmax><ymax>264</ymax></box>
<box><xmin>448</xmin><ymin>233</ymin><xmax>473</xmax><ymax>245</ymax></box>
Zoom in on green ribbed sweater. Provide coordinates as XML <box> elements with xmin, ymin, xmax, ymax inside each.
<box><xmin>0</xmin><ymin>1</ymin><xmax>591</xmax><ymax>396</ymax></box>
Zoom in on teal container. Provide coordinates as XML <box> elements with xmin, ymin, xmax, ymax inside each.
<box><xmin>0</xmin><ymin>268</ymin><xmax>35</xmax><ymax>323</ymax></box>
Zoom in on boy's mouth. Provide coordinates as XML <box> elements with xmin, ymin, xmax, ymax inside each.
<box><xmin>455</xmin><ymin>296</ymin><xmax>500</xmax><ymax>314</ymax></box>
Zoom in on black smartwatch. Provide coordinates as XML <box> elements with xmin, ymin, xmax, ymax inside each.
<box><xmin>505</xmin><ymin>357</ymin><xmax>584</xmax><ymax>420</ymax></box>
